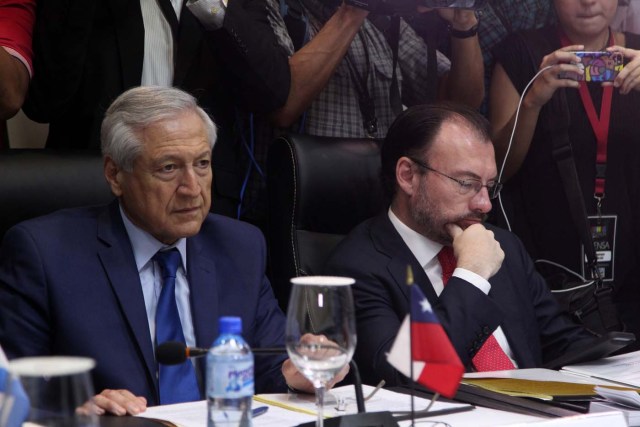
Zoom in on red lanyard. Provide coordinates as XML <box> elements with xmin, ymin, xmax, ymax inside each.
<box><xmin>559</xmin><ymin>29</ymin><xmax>614</xmax><ymax>200</ymax></box>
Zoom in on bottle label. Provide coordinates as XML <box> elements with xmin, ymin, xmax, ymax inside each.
<box><xmin>209</xmin><ymin>360</ymin><xmax>254</xmax><ymax>398</ymax></box>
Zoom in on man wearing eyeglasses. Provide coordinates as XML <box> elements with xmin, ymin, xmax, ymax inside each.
<box><xmin>324</xmin><ymin>102</ymin><xmax>594</xmax><ymax>386</ymax></box>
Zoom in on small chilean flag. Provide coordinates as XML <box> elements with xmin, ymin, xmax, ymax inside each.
<box><xmin>387</xmin><ymin>284</ymin><xmax>464</xmax><ymax>398</ymax></box>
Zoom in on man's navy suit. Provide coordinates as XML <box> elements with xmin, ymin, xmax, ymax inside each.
<box><xmin>0</xmin><ymin>201</ymin><xmax>287</xmax><ymax>405</ymax></box>
<box><xmin>324</xmin><ymin>213</ymin><xmax>593</xmax><ymax>386</ymax></box>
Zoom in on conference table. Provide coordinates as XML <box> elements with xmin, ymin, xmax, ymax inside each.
<box><xmin>98</xmin><ymin>350</ymin><xmax>640</xmax><ymax>427</ymax></box>
<box><xmin>100</xmin><ymin>417</ymin><xmax>162</xmax><ymax>427</ymax></box>
<box><xmin>97</xmin><ymin>384</ymin><xmax>613</xmax><ymax>427</ymax></box>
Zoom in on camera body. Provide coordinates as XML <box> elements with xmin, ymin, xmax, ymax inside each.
<box><xmin>344</xmin><ymin>0</ymin><xmax>485</xmax><ymax>14</ymax></box>
<box><xmin>560</xmin><ymin>51</ymin><xmax>624</xmax><ymax>82</ymax></box>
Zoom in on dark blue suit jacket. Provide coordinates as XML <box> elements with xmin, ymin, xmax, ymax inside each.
<box><xmin>325</xmin><ymin>213</ymin><xmax>593</xmax><ymax>386</ymax></box>
<box><xmin>0</xmin><ymin>201</ymin><xmax>287</xmax><ymax>404</ymax></box>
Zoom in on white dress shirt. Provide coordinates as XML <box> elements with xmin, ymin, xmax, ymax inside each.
<box><xmin>140</xmin><ymin>0</ymin><xmax>183</xmax><ymax>86</ymax></box>
<box><xmin>388</xmin><ymin>208</ymin><xmax>517</xmax><ymax>367</ymax></box>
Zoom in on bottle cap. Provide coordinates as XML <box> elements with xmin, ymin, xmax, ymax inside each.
<box><xmin>219</xmin><ymin>316</ymin><xmax>242</xmax><ymax>334</ymax></box>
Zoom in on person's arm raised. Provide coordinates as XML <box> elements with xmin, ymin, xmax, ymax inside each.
<box><xmin>490</xmin><ymin>46</ymin><xmax>583</xmax><ymax>180</ymax></box>
<box><xmin>436</xmin><ymin>9</ymin><xmax>483</xmax><ymax>108</ymax></box>
<box><xmin>270</xmin><ymin>5</ymin><xmax>368</xmax><ymax>128</ymax></box>
<box><xmin>0</xmin><ymin>48</ymin><xmax>29</xmax><ymax>120</ymax></box>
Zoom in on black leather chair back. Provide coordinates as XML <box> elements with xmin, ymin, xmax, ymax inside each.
<box><xmin>0</xmin><ymin>150</ymin><xmax>114</xmax><ymax>241</ymax></box>
<box><xmin>267</xmin><ymin>134</ymin><xmax>385</xmax><ymax>309</ymax></box>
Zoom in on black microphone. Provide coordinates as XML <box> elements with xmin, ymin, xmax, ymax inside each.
<box><xmin>156</xmin><ymin>341</ymin><xmax>208</xmax><ymax>365</ymax></box>
<box><xmin>156</xmin><ymin>341</ymin><xmax>291</xmax><ymax>365</ymax></box>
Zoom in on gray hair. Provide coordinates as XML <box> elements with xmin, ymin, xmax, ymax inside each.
<box><xmin>101</xmin><ymin>86</ymin><xmax>217</xmax><ymax>171</ymax></box>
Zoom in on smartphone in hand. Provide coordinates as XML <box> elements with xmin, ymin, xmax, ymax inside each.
<box><xmin>559</xmin><ymin>51</ymin><xmax>624</xmax><ymax>82</ymax></box>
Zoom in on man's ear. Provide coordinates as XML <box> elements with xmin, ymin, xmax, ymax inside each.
<box><xmin>104</xmin><ymin>156</ymin><xmax>124</xmax><ymax>197</ymax></box>
<box><xmin>396</xmin><ymin>156</ymin><xmax>419</xmax><ymax>197</ymax></box>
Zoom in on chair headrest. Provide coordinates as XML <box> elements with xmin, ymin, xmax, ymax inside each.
<box><xmin>268</xmin><ymin>134</ymin><xmax>385</xmax><ymax>235</ymax></box>
<box><xmin>0</xmin><ymin>150</ymin><xmax>113</xmax><ymax>241</ymax></box>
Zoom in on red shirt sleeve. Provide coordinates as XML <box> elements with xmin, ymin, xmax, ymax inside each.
<box><xmin>0</xmin><ymin>0</ymin><xmax>36</xmax><ymax>76</ymax></box>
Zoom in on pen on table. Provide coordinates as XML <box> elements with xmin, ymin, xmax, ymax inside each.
<box><xmin>253</xmin><ymin>406</ymin><xmax>269</xmax><ymax>418</ymax></box>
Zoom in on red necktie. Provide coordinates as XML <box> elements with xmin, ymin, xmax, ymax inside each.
<box><xmin>437</xmin><ymin>246</ymin><xmax>515</xmax><ymax>371</ymax></box>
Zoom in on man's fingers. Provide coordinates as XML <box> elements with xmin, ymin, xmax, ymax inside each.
<box><xmin>76</xmin><ymin>399</ymin><xmax>105</xmax><ymax>416</ymax></box>
<box><xmin>327</xmin><ymin>364</ymin><xmax>350</xmax><ymax>390</ymax></box>
<box><xmin>446</xmin><ymin>223</ymin><xmax>463</xmax><ymax>240</ymax></box>
<box><xmin>92</xmin><ymin>389</ymin><xmax>147</xmax><ymax>416</ymax></box>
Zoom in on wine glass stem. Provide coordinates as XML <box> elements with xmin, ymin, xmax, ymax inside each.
<box><xmin>315</xmin><ymin>385</ymin><xmax>325</xmax><ymax>427</ymax></box>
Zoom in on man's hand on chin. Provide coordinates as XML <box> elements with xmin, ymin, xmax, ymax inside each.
<box><xmin>447</xmin><ymin>223</ymin><xmax>504</xmax><ymax>280</ymax></box>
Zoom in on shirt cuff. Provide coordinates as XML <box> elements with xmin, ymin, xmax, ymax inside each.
<box><xmin>452</xmin><ymin>268</ymin><xmax>491</xmax><ymax>294</ymax></box>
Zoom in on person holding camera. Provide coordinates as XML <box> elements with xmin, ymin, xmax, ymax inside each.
<box><xmin>489</xmin><ymin>0</ymin><xmax>640</xmax><ymax>342</ymax></box>
<box><xmin>235</xmin><ymin>0</ymin><xmax>484</xmax><ymax>227</ymax></box>
<box><xmin>269</xmin><ymin>0</ymin><xmax>484</xmax><ymax>138</ymax></box>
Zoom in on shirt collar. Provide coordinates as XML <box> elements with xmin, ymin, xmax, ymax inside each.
<box><xmin>119</xmin><ymin>204</ymin><xmax>187</xmax><ymax>273</ymax></box>
<box><xmin>388</xmin><ymin>208</ymin><xmax>442</xmax><ymax>269</ymax></box>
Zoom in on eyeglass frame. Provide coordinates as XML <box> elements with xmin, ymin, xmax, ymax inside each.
<box><xmin>408</xmin><ymin>157</ymin><xmax>503</xmax><ymax>200</ymax></box>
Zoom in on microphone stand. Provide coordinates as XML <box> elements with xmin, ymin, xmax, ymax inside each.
<box><xmin>349</xmin><ymin>360</ymin><xmax>365</xmax><ymax>414</ymax></box>
<box><xmin>293</xmin><ymin>359</ymin><xmax>398</xmax><ymax>427</ymax></box>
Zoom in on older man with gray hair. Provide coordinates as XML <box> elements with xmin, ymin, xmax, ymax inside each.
<box><xmin>0</xmin><ymin>86</ymin><xmax>318</xmax><ymax>415</ymax></box>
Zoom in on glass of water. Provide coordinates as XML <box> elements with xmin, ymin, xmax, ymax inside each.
<box><xmin>9</xmin><ymin>356</ymin><xmax>98</xmax><ymax>427</ymax></box>
<box><xmin>285</xmin><ymin>276</ymin><xmax>357</xmax><ymax>427</ymax></box>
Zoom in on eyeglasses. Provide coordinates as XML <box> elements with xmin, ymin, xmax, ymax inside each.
<box><xmin>409</xmin><ymin>157</ymin><xmax>502</xmax><ymax>200</ymax></box>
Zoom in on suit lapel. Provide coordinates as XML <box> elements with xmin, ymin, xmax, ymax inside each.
<box><xmin>187</xmin><ymin>234</ymin><xmax>219</xmax><ymax>349</ymax></box>
<box><xmin>369</xmin><ymin>213</ymin><xmax>439</xmax><ymax>305</ymax></box>
<box><xmin>110</xmin><ymin>0</ymin><xmax>145</xmax><ymax>88</ymax></box>
<box><xmin>97</xmin><ymin>202</ymin><xmax>157</xmax><ymax>393</ymax></box>
<box><xmin>486</xmin><ymin>270</ymin><xmax>531</xmax><ymax>366</ymax></box>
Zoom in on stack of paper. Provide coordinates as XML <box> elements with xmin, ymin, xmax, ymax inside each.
<box><xmin>561</xmin><ymin>350</ymin><xmax>640</xmax><ymax>388</ymax></box>
<box><xmin>590</xmin><ymin>386</ymin><xmax>640</xmax><ymax>426</ymax></box>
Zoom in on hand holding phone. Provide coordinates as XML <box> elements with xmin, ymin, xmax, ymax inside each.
<box><xmin>560</xmin><ymin>51</ymin><xmax>624</xmax><ymax>82</ymax></box>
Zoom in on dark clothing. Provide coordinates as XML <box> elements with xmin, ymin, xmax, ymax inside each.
<box><xmin>324</xmin><ymin>213</ymin><xmax>592</xmax><ymax>386</ymax></box>
<box><xmin>23</xmin><ymin>0</ymin><xmax>291</xmax><ymax>217</ymax></box>
<box><xmin>494</xmin><ymin>27</ymin><xmax>640</xmax><ymax>339</ymax></box>
<box><xmin>0</xmin><ymin>201</ymin><xmax>288</xmax><ymax>404</ymax></box>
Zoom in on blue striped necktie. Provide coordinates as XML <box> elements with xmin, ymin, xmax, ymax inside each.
<box><xmin>154</xmin><ymin>248</ymin><xmax>201</xmax><ymax>403</ymax></box>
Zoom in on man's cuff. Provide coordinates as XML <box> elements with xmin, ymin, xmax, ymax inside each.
<box><xmin>452</xmin><ymin>268</ymin><xmax>491</xmax><ymax>294</ymax></box>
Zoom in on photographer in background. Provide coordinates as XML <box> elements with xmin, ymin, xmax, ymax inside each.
<box><xmin>269</xmin><ymin>0</ymin><xmax>484</xmax><ymax>137</ymax></box>
<box><xmin>489</xmin><ymin>0</ymin><xmax>640</xmax><ymax>342</ymax></box>
<box><xmin>238</xmin><ymin>0</ymin><xmax>484</xmax><ymax>226</ymax></box>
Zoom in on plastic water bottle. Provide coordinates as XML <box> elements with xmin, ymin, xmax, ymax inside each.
<box><xmin>207</xmin><ymin>316</ymin><xmax>254</xmax><ymax>427</ymax></box>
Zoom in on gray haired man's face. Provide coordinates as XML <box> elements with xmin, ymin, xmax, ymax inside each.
<box><xmin>107</xmin><ymin>111</ymin><xmax>212</xmax><ymax>244</ymax></box>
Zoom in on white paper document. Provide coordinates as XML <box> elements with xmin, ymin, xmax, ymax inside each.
<box><xmin>135</xmin><ymin>385</ymin><xmax>547</xmax><ymax>427</ymax></box>
<box><xmin>136</xmin><ymin>399</ymin><xmax>317</xmax><ymax>427</ymax></box>
<box><xmin>255</xmin><ymin>384</ymin><xmax>473</xmax><ymax>418</ymax></box>
<box><xmin>561</xmin><ymin>350</ymin><xmax>640</xmax><ymax>387</ymax></box>
<box><xmin>464</xmin><ymin>368</ymin><xmax>617</xmax><ymax>385</ymax></box>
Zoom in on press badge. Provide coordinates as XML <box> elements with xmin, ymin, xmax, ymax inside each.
<box><xmin>581</xmin><ymin>215</ymin><xmax>617</xmax><ymax>282</ymax></box>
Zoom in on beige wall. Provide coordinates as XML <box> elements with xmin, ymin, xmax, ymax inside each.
<box><xmin>7</xmin><ymin>109</ymin><xmax>48</xmax><ymax>148</ymax></box>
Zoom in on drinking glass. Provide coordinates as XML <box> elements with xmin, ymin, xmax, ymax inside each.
<box><xmin>285</xmin><ymin>276</ymin><xmax>357</xmax><ymax>427</ymax></box>
<box><xmin>9</xmin><ymin>356</ymin><xmax>99</xmax><ymax>427</ymax></box>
